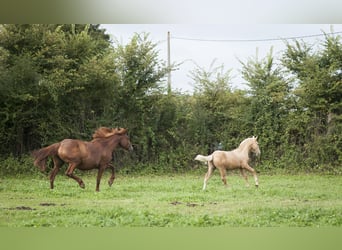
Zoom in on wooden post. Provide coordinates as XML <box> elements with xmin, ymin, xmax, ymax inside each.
<box><xmin>167</xmin><ymin>31</ymin><xmax>171</xmax><ymax>95</ymax></box>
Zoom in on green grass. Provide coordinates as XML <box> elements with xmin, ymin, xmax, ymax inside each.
<box><xmin>0</xmin><ymin>171</ymin><xmax>341</xmax><ymax>227</ymax></box>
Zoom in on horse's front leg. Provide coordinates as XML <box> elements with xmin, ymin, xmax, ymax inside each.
<box><xmin>96</xmin><ymin>165</ymin><xmax>106</xmax><ymax>192</ymax></box>
<box><xmin>242</xmin><ymin>163</ymin><xmax>259</xmax><ymax>187</ymax></box>
<box><xmin>107</xmin><ymin>163</ymin><xmax>115</xmax><ymax>187</ymax></box>
<box><xmin>65</xmin><ymin>163</ymin><xmax>85</xmax><ymax>189</ymax></box>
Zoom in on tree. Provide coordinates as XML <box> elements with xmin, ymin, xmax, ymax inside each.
<box><xmin>111</xmin><ymin>33</ymin><xmax>169</xmax><ymax>164</ymax></box>
<box><xmin>189</xmin><ymin>61</ymin><xmax>249</xmax><ymax>154</ymax></box>
<box><xmin>241</xmin><ymin>48</ymin><xmax>291</xmax><ymax>162</ymax></box>
<box><xmin>282</xmin><ymin>33</ymin><xmax>342</xmax><ymax>167</ymax></box>
<box><xmin>0</xmin><ymin>24</ymin><xmax>115</xmax><ymax>155</ymax></box>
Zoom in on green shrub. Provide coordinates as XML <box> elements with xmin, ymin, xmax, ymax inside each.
<box><xmin>0</xmin><ymin>154</ymin><xmax>38</xmax><ymax>176</ymax></box>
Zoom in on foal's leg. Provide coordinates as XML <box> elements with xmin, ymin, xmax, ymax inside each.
<box><xmin>65</xmin><ymin>163</ymin><xmax>85</xmax><ymax>189</ymax></box>
<box><xmin>218</xmin><ymin>168</ymin><xmax>227</xmax><ymax>187</ymax></box>
<box><xmin>240</xmin><ymin>168</ymin><xmax>250</xmax><ymax>187</ymax></box>
<box><xmin>242</xmin><ymin>163</ymin><xmax>259</xmax><ymax>187</ymax></box>
<box><xmin>203</xmin><ymin>162</ymin><xmax>215</xmax><ymax>190</ymax></box>
<box><xmin>107</xmin><ymin>163</ymin><xmax>115</xmax><ymax>187</ymax></box>
<box><xmin>50</xmin><ymin>156</ymin><xmax>63</xmax><ymax>189</ymax></box>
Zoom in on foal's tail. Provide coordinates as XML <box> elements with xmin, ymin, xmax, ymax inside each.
<box><xmin>194</xmin><ymin>154</ymin><xmax>213</xmax><ymax>163</ymax></box>
<box><xmin>32</xmin><ymin>142</ymin><xmax>61</xmax><ymax>171</ymax></box>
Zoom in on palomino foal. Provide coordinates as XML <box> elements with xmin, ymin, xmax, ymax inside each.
<box><xmin>195</xmin><ymin>136</ymin><xmax>260</xmax><ymax>190</ymax></box>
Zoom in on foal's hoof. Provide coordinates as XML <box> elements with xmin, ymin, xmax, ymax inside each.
<box><xmin>80</xmin><ymin>182</ymin><xmax>85</xmax><ymax>189</ymax></box>
<box><xmin>255</xmin><ymin>184</ymin><xmax>259</xmax><ymax>188</ymax></box>
<box><xmin>108</xmin><ymin>180</ymin><xmax>114</xmax><ymax>187</ymax></box>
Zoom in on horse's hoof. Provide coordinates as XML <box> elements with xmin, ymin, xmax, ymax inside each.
<box><xmin>255</xmin><ymin>185</ymin><xmax>259</xmax><ymax>188</ymax></box>
<box><xmin>80</xmin><ymin>183</ymin><xmax>85</xmax><ymax>189</ymax></box>
<box><xmin>108</xmin><ymin>180</ymin><xmax>114</xmax><ymax>187</ymax></box>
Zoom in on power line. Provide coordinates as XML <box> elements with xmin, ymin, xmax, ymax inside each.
<box><xmin>171</xmin><ymin>31</ymin><xmax>342</xmax><ymax>43</ymax></box>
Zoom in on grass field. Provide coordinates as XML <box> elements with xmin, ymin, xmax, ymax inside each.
<box><xmin>0</xmin><ymin>171</ymin><xmax>341</xmax><ymax>227</ymax></box>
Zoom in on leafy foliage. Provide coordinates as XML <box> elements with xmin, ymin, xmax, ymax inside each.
<box><xmin>282</xmin><ymin>33</ymin><xmax>342</xmax><ymax>168</ymax></box>
<box><xmin>0</xmin><ymin>24</ymin><xmax>341</xmax><ymax>173</ymax></box>
<box><xmin>241</xmin><ymin>48</ymin><xmax>291</xmax><ymax>162</ymax></box>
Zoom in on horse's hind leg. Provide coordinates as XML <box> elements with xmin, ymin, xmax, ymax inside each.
<box><xmin>107</xmin><ymin>163</ymin><xmax>115</xmax><ymax>187</ymax></box>
<box><xmin>65</xmin><ymin>163</ymin><xmax>85</xmax><ymax>189</ymax></box>
<box><xmin>240</xmin><ymin>168</ymin><xmax>250</xmax><ymax>187</ymax></box>
<box><xmin>203</xmin><ymin>162</ymin><xmax>215</xmax><ymax>190</ymax></box>
<box><xmin>50</xmin><ymin>166</ymin><xmax>59</xmax><ymax>189</ymax></box>
<box><xmin>50</xmin><ymin>156</ymin><xmax>63</xmax><ymax>189</ymax></box>
<box><xmin>218</xmin><ymin>168</ymin><xmax>227</xmax><ymax>187</ymax></box>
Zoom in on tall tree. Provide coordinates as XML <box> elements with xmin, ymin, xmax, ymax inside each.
<box><xmin>282</xmin><ymin>33</ymin><xmax>342</xmax><ymax>167</ymax></box>
<box><xmin>0</xmin><ymin>24</ymin><xmax>115</xmax><ymax>155</ymax></box>
<box><xmin>241</xmin><ymin>48</ymin><xmax>291</xmax><ymax>161</ymax></box>
<box><xmin>111</xmin><ymin>33</ymin><xmax>169</xmax><ymax>162</ymax></box>
<box><xmin>189</xmin><ymin>61</ymin><xmax>249</xmax><ymax>154</ymax></box>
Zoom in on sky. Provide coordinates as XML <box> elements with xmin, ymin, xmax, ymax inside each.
<box><xmin>2</xmin><ymin>0</ymin><xmax>342</xmax><ymax>23</ymax></box>
<box><xmin>101</xmin><ymin>24</ymin><xmax>342</xmax><ymax>93</ymax></box>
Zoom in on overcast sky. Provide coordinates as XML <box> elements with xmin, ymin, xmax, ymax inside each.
<box><xmin>101</xmin><ymin>24</ymin><xmax>342</xmax><ymax>93</ymax></box>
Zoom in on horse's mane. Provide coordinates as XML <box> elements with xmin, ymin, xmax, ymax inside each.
<box><xmin>92</xmin><ymin>127</ymin><xmax>127</xmax><ymax>139</ymax></box>
<box><xmin>238</xmin><ymin>136</ymin><xmax>257</xmax><ymax>150</ymax></box>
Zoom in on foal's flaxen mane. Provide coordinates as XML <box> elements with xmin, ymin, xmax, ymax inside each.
<box><xmin>92</xmin><ymin>127</ymin><xmax>126</xmax><ymax>139</ymax></box>
<box><xmin>238</xmin><ymin>136</ymin><xmax>257</xmax><ymax>149</ymax></box>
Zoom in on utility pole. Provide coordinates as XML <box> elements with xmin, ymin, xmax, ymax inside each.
<box><xmin>167</xmin><ymin>31</ymin><xmax>171</xmax><ymax>95</ymax></box>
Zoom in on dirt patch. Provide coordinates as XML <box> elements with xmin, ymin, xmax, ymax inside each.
<box><xmin>170</xmin><ymin>201</ymin><xmax>183</xmax><ymax>205</ymax></box>
<box><xmin>3</xmin><ymin>203</ymin><xmax>66</xmax><ymax>210</ymax></box>
<box><xmin>39</xmin><ymin>203</ymin><xmax>56</xmax><ymax>206</ymax></box>
<box><xmin>170</xmin><ymin>201</ymin><xmax>203</xmax><ymax>207</ymax></box>
<box><xmin>186</xmin><ymin>203</ymin><xmax>200</xmax><ymax>207</ymax></box>
<box><xmin>9</xmin><ymin>206</ymin><xmax>36</xmax><ymax>210</ymax></box>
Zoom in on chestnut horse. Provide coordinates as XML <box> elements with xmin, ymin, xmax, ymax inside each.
<box><xmin>33</xmin><ymin>127</ymin><xmax>133</xmax><ymax>191</ymax></box>
<box><xmin>195</xmin><ymin>136</ymin><xmax>260</xmax><ymax>190</ymax></box>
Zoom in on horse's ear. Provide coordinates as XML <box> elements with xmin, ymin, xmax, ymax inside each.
<box><xmin>120</xmin><ymin>128</ymin><xmax>127</xmax><ymax>134</ymax></box>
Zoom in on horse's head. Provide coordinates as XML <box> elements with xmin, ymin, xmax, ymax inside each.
<box><xmin>117</xmin><ymin>128</ymin><xmax>133</xmax><ymax>151</ymax></box>
<box><xmin>92</xmin><ymin>127</ymin><xmax>123</xmax><ymax>139</ymax></box>
<box><xmin>249</xmin><ymin>136</ymin><xmax>260</xmax><ymax>156</ymax></box>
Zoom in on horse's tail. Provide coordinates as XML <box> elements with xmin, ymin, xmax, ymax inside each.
<box><xmin>32</xmin><ymin>142</ymin><xmax>60</xmax><ymax>171</ymax></box>
<box><xmin>194</xmin><ymin>154</ymin><xmax>213</xmax><ymax>163</ymax></box>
